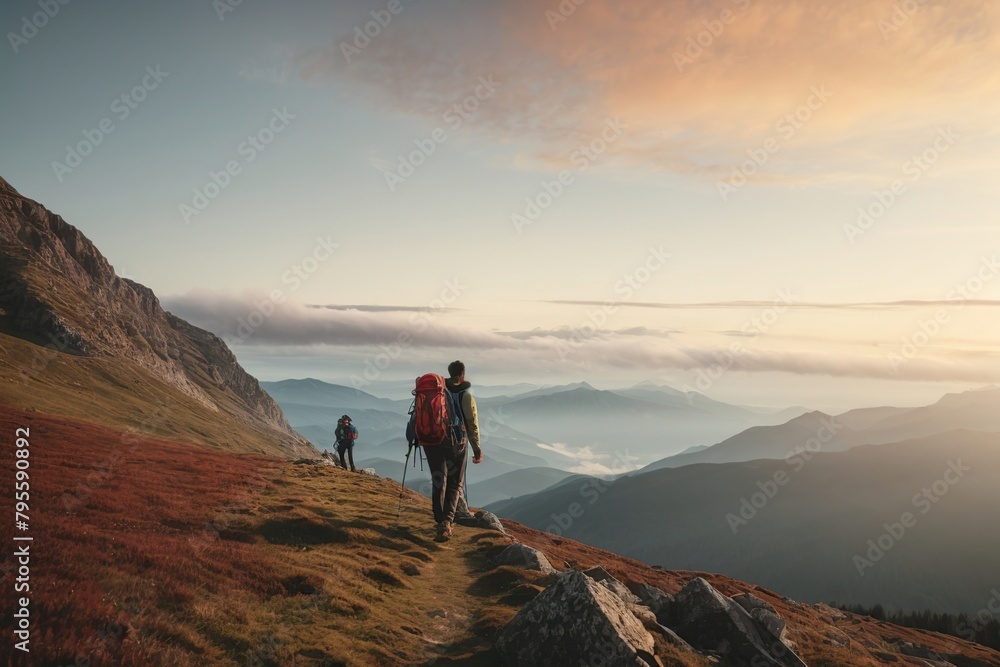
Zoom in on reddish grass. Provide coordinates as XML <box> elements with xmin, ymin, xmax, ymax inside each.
<box><xmin>0</xmin><ymin>404</ymin><xmax>285</xmax><ymax>666</ymax></box>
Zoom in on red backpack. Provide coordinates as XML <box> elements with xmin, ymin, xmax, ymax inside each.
<box><xmin>409</xmin><ymin>373</ymin><xmax>466</xmax><ymax>447</ymax></box>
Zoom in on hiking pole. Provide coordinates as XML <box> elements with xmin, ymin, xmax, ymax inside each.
<box><xmin>463</xmin><ymin>445</ymin><xmax>471</xmax><ymax>510</ymax></box>
<box><xmin>397</xmin><ymin>443</ymin><xmax>413</xmax><ymax>522</ymax></box>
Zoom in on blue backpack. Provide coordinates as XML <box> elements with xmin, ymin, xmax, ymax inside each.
<box><xmin>336</xmin><ymin>420</ymin><xmax>358</xmax><ymax>445</ymax></box>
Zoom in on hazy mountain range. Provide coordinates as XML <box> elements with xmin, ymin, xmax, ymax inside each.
<box><xmin>490</xmin><ymin>387</ymin><xmax>1000</xmax><ymax>614</ymax></box>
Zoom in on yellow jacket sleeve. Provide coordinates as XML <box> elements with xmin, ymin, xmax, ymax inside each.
<box><xmin>462</xmin><ymin>392</ymin><xmax>481</xmax><ymax>452</ymax></box>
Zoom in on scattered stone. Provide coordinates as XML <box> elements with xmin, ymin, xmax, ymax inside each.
<box><xmin>893</xmin><ymin>639</ymin><xmax>949</xmax><ymax>662</ymax></box>
<box><xmin>493</xmin><ymin>543</ymin><xmax>557</xmax><ymax>574</ymax></box>
<box><xmin>474</xmin><ymin>510</ymin><xmax>506</xmax><ymax>534</ymax></box>
<box><xmin>496</xmin><ymin>570</ymin><xmax>655</xmax><ymax>667</ymax></box>
<box><xmin>733</xmin><ymin>593</ymin><xmax>786</xmax><ymax>640</ymax></box>
<box><xmin>357</xmin><ymin>468</ymin><xmax>377</xmax><ymax>476</ymax></box>
<box><xmin>667</xmin><ymin>578</ymin><xmax>807</xmax><ymax>667</ymax></box>
<box><xmin>428</xmin><ymin>609</ymin><xmax>448</xmax><ymax>619</ymax></box>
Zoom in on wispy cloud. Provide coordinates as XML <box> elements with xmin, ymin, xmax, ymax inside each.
<box><xmin>544</xmin><ymin>299</ymin><xmax>1000</xmax><ymax>311</ymax></box>
<box><xmin>294</xmin><ymin>0</ymin><xmax>1000</xmax><ymax>183</ymax></box>
<box><xmin>307</xmin><ymin>304</ymin><xmax>463</xmax><ymax>313</ymax></box>
<box><xmin>166</xmin><ymin>290</ymin><xmax>1000</xmax><ymax>384</ymax></box>
<box><xmin>164</xmin><ymin>290</ymin><xmax>512</xmax><ymax>349</ymax></box>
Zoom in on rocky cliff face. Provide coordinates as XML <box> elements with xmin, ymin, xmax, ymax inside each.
<box><xmin>0</xmin><ymin>175</ymin><xmax>311</xmax><ymax>455</ymax></box>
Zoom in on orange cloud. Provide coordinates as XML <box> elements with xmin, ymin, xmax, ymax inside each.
<box><xmin>298</xmin><ymin>0</ymin><xmax>1000</xmax><ymax>182</ymax></box>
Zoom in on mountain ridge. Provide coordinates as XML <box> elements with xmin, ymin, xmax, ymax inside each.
<box><xmin>0</xmin><ymin>176</ymin><xmax>313</xmax><ymax>458</ymax></box>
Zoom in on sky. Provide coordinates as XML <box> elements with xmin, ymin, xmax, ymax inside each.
<box><xmin>2</xmin><ymin>0</ymin><xmax>999</xmax><ymax>412</ymax></box>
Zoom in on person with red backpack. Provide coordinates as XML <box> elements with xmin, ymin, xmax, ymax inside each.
<box><xmin>406</xmin><ymin>361</ymin><xmax>482</xmax><ymax>542</ymax></box>
<box><xmin>335</xmin><ymin>415</ymin><xmax>359</xmax><ymax>472</ymax></box>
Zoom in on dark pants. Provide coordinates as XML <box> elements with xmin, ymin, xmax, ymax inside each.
<box><xmin>423</xmin><ymin>444</ymin><xmax>468</xmax><ymax>524</ymax></box>
<box><xmin>337</xmin><ymin>443</ymin><xmax>355</xmax><ymax>471</ymax></box>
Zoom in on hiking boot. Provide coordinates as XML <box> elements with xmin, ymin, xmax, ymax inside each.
<box><xmin>435</xmin><ymin>521</ymin><xmax>453</xmax><ymax>542</ymax></box>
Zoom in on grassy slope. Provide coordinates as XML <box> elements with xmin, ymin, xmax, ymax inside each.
<box><xmin>0</xmin><ymin>331</ymin><xmax>305</xmax><ymax>458</ymax></box>
<box><xmin>2</xmin><ymin>404</ymin><xmax>998</xmax><ymax>666</ymax></box>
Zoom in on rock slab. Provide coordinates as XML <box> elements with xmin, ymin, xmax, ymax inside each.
<box><xmin>496</xmin><ymin>570</ymin><xmax>655</xmax><ymax>667</ymax></box>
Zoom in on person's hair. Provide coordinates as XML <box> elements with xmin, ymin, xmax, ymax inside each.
<box><xmin>448</xmin><ymin>360</ymin><xmax>465</xmax><ymax>379</ymax></box>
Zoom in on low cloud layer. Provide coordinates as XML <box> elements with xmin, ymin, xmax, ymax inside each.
<box><xmin>536</xmin><ymin>442</ymin><xmax>637</xmax><ymax>476</ymax></box>
<box><xmin>165</xmin><ymin>290</ymin><xmax>1000</xmax><ymax>385</ymax></box>
<box><xmin>165</xmin><ymin>290</ymin><xmax>518</xmax><ymax>349</ymax></box>
<box><xmin>545</xmin><ymin>299</ymin><xmax>1000</xmax><ymax>311</ymax></box>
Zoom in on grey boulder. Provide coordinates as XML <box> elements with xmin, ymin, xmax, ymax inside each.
<box><xmin>496</xmin><ymin>570</ymin><xmax>657</xmax><ymax>667</ymax></box>
<box><xmin>494</xmin><ymin>543</ymin><xmax>557</xmax><ymax>574</ymax></box>
<box><xmin>666</xmin><ymin>578</ymin><xmax>806</xmax><ymax>667</ymax></box>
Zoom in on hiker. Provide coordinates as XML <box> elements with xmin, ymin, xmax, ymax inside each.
<box><xmin>436</xmin><ymin>361</ymin><xmax>484</xmax><ymax>540</ymax></box>
<box><xmin>335</xmin><ymin>415</ymin><xmax>358</xmax><ymax>472</ymax></box>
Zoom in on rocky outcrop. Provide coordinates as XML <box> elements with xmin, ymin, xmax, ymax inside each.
<box><xmin>0</xmin><ymin>176</ymin><xmax>313</xmax><ymax>458</ymax></box>
<box><xmin>493</xmin><ymin>544</ymin><xmax>809</xmax><ymax>667</ymax></box>
<box><xmin>495</xmin><ymin>570</ymin><xmax>657</xmax><ymax>667</ymax></box>
<box><xmin>493</xmin><ymin>543</ymin><xmax>556</xmax><ymax>574</ymax></box>
<box><xmin>664</xmin><ymin>578</ymin><xmax>807</xmax><ymax>667</ymax></box>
